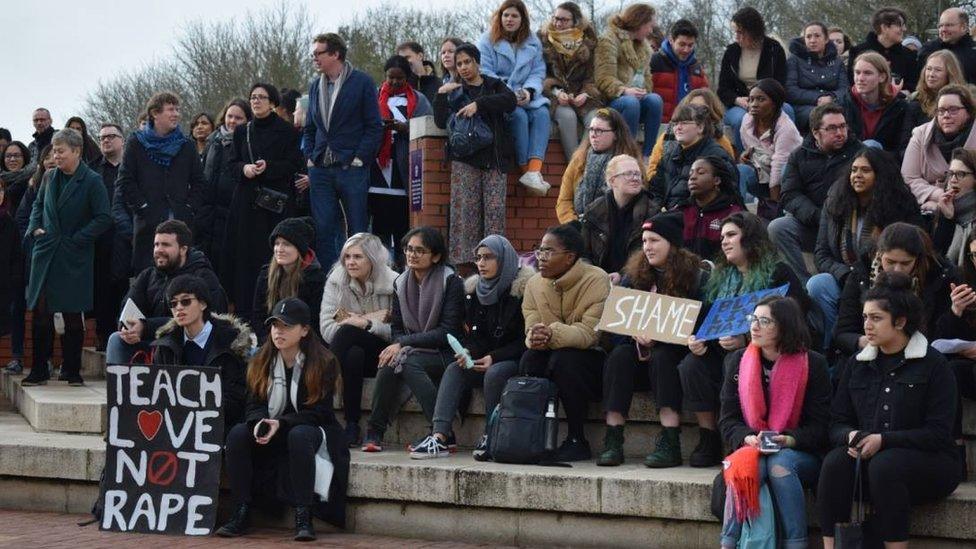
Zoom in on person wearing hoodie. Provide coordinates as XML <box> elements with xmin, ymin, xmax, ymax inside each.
<box><xmin>917</xmin><ymin>8</ymin><xmax>976</xmax><ymax>84</ymax></box>
<box><xmin>847</xmin><ymin>7</ymin><xmax>917</xmax><ymax>91</ymax></box>
<box><xmin>410</xmin><ymin>235</ymin><xmax>532</xmax><ymax>460</ymax></box>
<box><xmin>150</xmin><ymin>274</ymin><xmax>251</xmax><ymax>432</ymax></box>
<box><xmin>106</xmin><ymin>220</ymin><xmax>229</xmax><ymax>366</ymax></box>
<box><xmin>203</xmin><ymin>98</ymin><xmax>251</xmax><ymax>271</ymax></box>
<box><xmin>651</xmin><ymin>19</ymin><xmax>710</xmax><ymax>123</ymax></box>
<box><xmin>251</xmin><ymin>218</ymin><xmax>326</xmax><ymax>344</ymax></box>
<box><xmin>539</xmin><ymin>2</ymin><xmax>601</xmax><ymax>163</ymax></box>
<box><xmin>674</xmin><ymin>156</ymin><xmax>743</xmax><ymax>261</ymax></box>
<box><xmin>785</xmin><ymin>22</ymin><xmax>849</xmax><ymax>132</ymax></box>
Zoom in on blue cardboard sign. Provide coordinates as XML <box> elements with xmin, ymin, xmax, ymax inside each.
<box><xmin>693</xmin><ymin>284</ymin><xmax>790</xmax><ymax>340</ymax></box>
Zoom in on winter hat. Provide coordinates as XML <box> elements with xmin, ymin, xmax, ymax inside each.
<box><xmin>269</xmin><ymin>217</ymin><xmax>315</xmax><ymax>256</ymax></box>
<box><xmin>642</xmin><ymin>212</ymin><xmax>684</xmax><ymax>249</ymax></box>
<box><xmin>902</xmin><ymin>36</ymin><xmax>922</xmax><ymax>51</ymax></box>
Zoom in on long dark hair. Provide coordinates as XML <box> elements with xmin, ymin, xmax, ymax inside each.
<box><xmin>622</xmin><ymin>240</ymin><xmax>702</xmax><ymax>298</ymax></box>
<box><xmin>756</xmin><ymin>295</ymin><xmax>810</xmax><ymax>354</ymax></box>
<box><xmin>706</xmin><ymin>212</ymin><xmax>781</xmax><ymax>300</ymax></box>
<box><xmin>824</xmin><ymin>148</ymin><xmax>920</xmax><ymax>236</ymax></box>
<box><xmin>246</xmin><ymin>327</ymin><xmax>338</xmax><ymax>406</ymax></box>
<box><xmin>569</xmin><ymin>107</ymin><xmax>642</xmax><ymax>170</ymax></box>
<box><xmin>30</xmin><ymin>145</ymin><xmax>53</xmax><ymax>189</ymax></box>
<box><xmin>864</xmin><ymin>271</ymin><xmax>924</xmax><ymax>336</ymax></box>
<box><xmin>872</xmin><ymin>222</ymin><xmax>937</xmax><ymax>294</ymax></box>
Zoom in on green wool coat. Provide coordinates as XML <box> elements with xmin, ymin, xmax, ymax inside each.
<box><xmin>26</xmin><ymin>162</ymin><xmax>111</xmax><ymax>312</ymax></box>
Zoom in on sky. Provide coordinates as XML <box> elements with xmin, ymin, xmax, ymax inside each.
<box><xmin>3</xmin><ymin>0</ymin><xmax>456</xmax><ymax>143</ymax></box>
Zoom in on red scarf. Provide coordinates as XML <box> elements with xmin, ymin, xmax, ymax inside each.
<box><xmin>724</xmin><ymin>345</ymin><xmax>809</xmax><ymax>520</ymax></box>
<box><xmin>377</xmin><ymin>82</ymin><xmax>418</xmax><ymax>169</ymax></box>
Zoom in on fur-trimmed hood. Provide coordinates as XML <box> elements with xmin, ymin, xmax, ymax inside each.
<box><xmin>463</xmin><ymin>265</ymin><xmax>535</xmax><ymax>299</ymax></box>
<box><xmin>856</xmin><ymin>331</ymin><xmax>928</xmax><ymax>362</ymax></box>
<box><xmin>154</xmin><ymin>313</ymin><xmax>256</xmax><ymax>360</ymax></box>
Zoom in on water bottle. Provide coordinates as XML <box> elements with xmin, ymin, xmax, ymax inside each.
<box><xmin>544</xmin><ymin>399</ymin><xmax>558</xmax><ymax>452</ymax></box>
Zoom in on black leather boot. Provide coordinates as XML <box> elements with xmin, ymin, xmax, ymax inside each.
<box><xmin>294</xmin><ymin>505</ymin><xmax>316</xmax><ymax>541</ymax></box>
<box><xmin>215</xmin><ymin>503</ymin><xmax>249</xmax><ymax>537</ymax></box>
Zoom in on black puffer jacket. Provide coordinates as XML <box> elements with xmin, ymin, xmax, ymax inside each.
<box><xmin>785</xmin><ymin>38</ymin><xmax>849</xmax><ymax>107</ymax></box>
<box><xmin>433</xmin><ymin>75</ymin><xmax>517</xmax><ymax>171</ymax></box>
<box><xmin>390</xmin><ymin>267</ymin><xmax>465</xmax><ymax>350</ymax></box>
<box><xmin>717</xmin><ymin>37</ymin><xmax>788</xmax><ymax>107</ymax></box>
<box><xmin>250</xmin><ymin>254</ymin><xmax>327</xmax><ymax>342</ymax></box>
<box><xmin>650</xmin><ymin>136</ymin><xmax>736</xmax><ymax>210</ymax></box>
<box><xmin>150</xmin><ymin>313</ymin><xmax>253</xmax><ymax>429</ymax></box>
<box><xmin>781</xmin><ymin>134</ymin><xmax>863</xmax><ymax>228</ymax></box>
<box><xmin>125</xmin><ymin>248</ymin><xmax>229</xmax><ymax>339</ymax></box>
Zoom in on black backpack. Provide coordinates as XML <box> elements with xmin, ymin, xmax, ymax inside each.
<box><xmin>486</xmin><ymin>374</ymin><xmax>558</xmax><ymax>464</ymax></box>
<box><xmin>447</xmin><ymin>112</ymin><xmax>494</xmax><ymax>159</ymax></box>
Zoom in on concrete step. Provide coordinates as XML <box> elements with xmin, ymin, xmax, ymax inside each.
<box><xmin>81</xmin><ymin>347</ymin><xmax>105</xmax><ymax>379</ymax></box>
<box><xmin>0</xmin><ymin>373</ymin><xmax>106</xmax><ymax>434</ymax></box>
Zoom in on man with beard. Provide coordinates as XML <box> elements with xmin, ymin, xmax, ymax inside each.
<box><xmin>105</xmin><ymin>220</ymin><xmax>228</xmax><ymax>365</ymax></box>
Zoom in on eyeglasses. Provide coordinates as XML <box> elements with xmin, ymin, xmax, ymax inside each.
<box><xmin>947</xmin><ymin>170</ymin><xmax>973</xmax><ymax>180</ymax></box>
<box><xmin>588</xmin><ymin>127</ymin><xmax>612</xmax><ymax>135</ymax></box>
<box><xmin>250</xmin><ymin>94</ymin><xmax>270</xmax><ymax>102</ymax></box>
<box><xmin>474</xmin><ymin>253</ymin><xmax>496</xmax><ymax>263</ymax></box>
<box><xmin>553</xmin><ymin>16</ymin><xmax>573</xmax><ymax>24</ymax></box>
<box><xmin>99</xmin><ymin>134</ymin><xmax>123</xmax><ymax>141</ymax></box>
<box><xmin>312</xmin><ymin>49</ymin><xmax>329</xmax><ymax>58</ymax></box>
<box><xmin>612</xmin><ymin>170</ymin><xmax>643</xmax><ymax>180</ymax></box>
<box><xmin>3</xmin><ymin>153</ymin><xmax>22</xmax><ymax>159</ymax></box>
<box><xmin>818</xmin><ymin>123</ymin><xmax>848</xmax><ymax>133</ymax></box>
<box><xmin>745</xmin><ymin>314</ymin><xmax>775</xmax><ymax>328</ymax></box>
<box><xmin>169</xmin><ymin>297</ymin><xmax>197</xmax><ymax>309</ymax></box>
<box><xmin>937</xmin><ymin>106</ymin><xmax>966</xmax><ymax>117</ymax></box>
<box><xmin>672</xmin><ymin>120</ymin><xmax>699</xmax><ymax>127</ymax></box>
<box><xmin>403</xmin><ymin>245</ymin><xmax>431</xmax><ymax>256</ymax></box>
<box><xmin>534</xmin><ymin>247</ymin><xmax>570</xmax><ymax>260</ymax></box>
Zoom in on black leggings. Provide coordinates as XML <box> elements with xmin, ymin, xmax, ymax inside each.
<box><xmin>330</xmin><ymin>324</ymin><xmax>386</xmax><ymax>424</ymax></box>
<box><xmin>31</xmin><ymin>295</ymin><xmax>84</xmax><ymax>377</ymax></box>
<box><xmin>817</xmin><ymin>446</ymin><xmax>960</xmax><ymax>542</ymax></box>
<box><xmin>225</xmin><ymin>422</ymin><xmax>323</xmax><ymax>506</ymax></box>
<box><xmin>520</xmin><ymin>348</ymin><xmax>604</xmax><ymax>440</ymax></box>
<box><xmin>603</xmin><ymin>342</ymin><xmax>688</xmax><ymax>415</ymax></box>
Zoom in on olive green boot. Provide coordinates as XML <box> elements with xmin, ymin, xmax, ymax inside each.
<box><xmin>644</xmin><ymin>427</ymin><xmax>682</xmax><ymax>468</ymax></box>
<box><xmin>596</xmin><ymin>425</ymin><xmax>625</xmax><ymax>466</ymax></box>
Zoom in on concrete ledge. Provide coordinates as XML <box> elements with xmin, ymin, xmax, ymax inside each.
<box><xmin>0</xmin><ymin>374</ymin><xmax>105</xmax><ymax>434</ymax></box>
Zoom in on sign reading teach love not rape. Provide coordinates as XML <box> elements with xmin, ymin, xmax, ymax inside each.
<box><xmin>596</xmin><ymin>287</ymin><xmax>703</xmax><ymax>345</ymax></box>
<box><xmin>100</xmin><ymin>364</ymin><xmax>224</xmax><ymax>536</ymax></box>
<box><xmin>694</xmin><ymin>284</ymin><xmax>790</xmax><ymax>340</ymax></box>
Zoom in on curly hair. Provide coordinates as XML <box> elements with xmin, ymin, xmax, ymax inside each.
<box><xmin>705</xmin><ymin>212</ymin><xmax>781</xmax><ymax>300</ymax></box>
<box><xmin>622</xmin><ymin>240</ymin><xmax>702</xmax><ymax>298</ymax></box>
<box><xmin>824</xmin><ymin>148</ymin><xmax>920</xmax><ymax>238</ymax></box>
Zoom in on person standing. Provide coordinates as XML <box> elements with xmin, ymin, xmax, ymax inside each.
<box><xmin>22</xmin><ymin>129</ymin><xmax>111</xmax><ymax>386</ymax></box>
<box><xmin>116</xmin><ymin>92</ymin><xmax>210</xmax><ymax>273</ymax></box>
<box><xmin>396</xmin><ymin>41</ymin><xmax>442</xmax><ymax>104</ymax></box>
<box><xmin>92</xmin><ymin>123</ymin><xmax>127</xmax><ymax>350</ymax></box>
<box><xmin>203</xmin><ymin>98</ymin><xmax>252</xmax><ymax>274</ymax></box>
<box><xmin>27</xmin><ymin>108</ymin><xmax>55</xmax><ymax>161</ymax></box>
<box><xmin>303</xmin><ymin>33</ymin><xmax>383</xmax><ymax>271</ymax></box>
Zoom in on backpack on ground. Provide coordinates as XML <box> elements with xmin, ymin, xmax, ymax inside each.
<box><xmin>487</xmin><ymin>374</ymin><xmax>558</xmax><ymax>464</ymax></box>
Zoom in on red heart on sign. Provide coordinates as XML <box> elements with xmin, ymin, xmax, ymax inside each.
<box><xmin>137</xmin><ymin>410</ymin><xmax>163</xmax><ymax>441</ymax></box>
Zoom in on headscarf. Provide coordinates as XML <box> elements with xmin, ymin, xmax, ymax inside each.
<box><xmin>475</xmin><ymin>235</ymin><xmax>519</xmax><ymax>305</ymax></box>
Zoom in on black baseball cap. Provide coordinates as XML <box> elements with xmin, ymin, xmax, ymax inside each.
<box><xmin>265</xmin><ymin>297</ymin><xmax>311</xmax><ymax>326</ymax></box>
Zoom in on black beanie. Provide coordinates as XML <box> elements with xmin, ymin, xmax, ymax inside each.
<box><xmin>269</xmin><ymin>217</ymin><xmax>315</xmax><ymax>257</ymax></box>
<box><xmin>642</xmin><ymin>212</ymin><xmax>684</xmax><ymax>249</ymax></box>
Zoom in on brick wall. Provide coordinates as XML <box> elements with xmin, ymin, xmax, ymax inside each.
<box><xmin>408</xmin><ymin>134</ymin><xmax>568</xmax><ymax>254</ymax></box>
<box><xmin>0</xmin><ymin>312</ymin><xmax>99</xmax><ymax>367</ymax></box>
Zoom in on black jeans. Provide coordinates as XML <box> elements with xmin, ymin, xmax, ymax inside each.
<box><xmin>330</xmin><ymin>324</ymin><xmax>386</xmax><ymax>425</ymax></box>
<box><xmin>368</xmin><ymin>350</ymin><xmax>451</xmax><ymax>435</ymax></box>
<box><xmin>677</xmin><ymin>350</ymin><xmax>726</xmax><ymax>413</ymax></box>
<box><xmin>949</xmin><ymin>357</ymin><xmax>976</xmax><ymax>438</ymax></box>
<box><xmin>31</xmin><ymin>295</ymin><xmax>84</xmax><ymax>378</ymax></box>
<box><xmin>817</xmin><ymin>446</ymin><xmax>960</xmax><ymax>542</ymax></box>
<box><xmin>225</xmin><ymin>422</ymin><xmax>323</xmax><ymax>506</ymax></box>
<box><xmin>603</xmin><ymin>342</ymin><xmax>688</xmax><ymax>415</ymax></box>
<box><xmin>520</xmin><ymin>348</ymin><xmax>604</xmax><ymax>440</ymax></box>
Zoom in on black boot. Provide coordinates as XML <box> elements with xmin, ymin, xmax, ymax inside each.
<box><xmin>215</xmin><ymin>503</ymin><xmax>250</xmax><ymax>537</ymax></box>
<box><xmin>61</xmin><ymin>326</ymin><xmax>85</xmax><ymax>386</ymax></box>
<box><xmin>596</xmin><ymin>425</ymin><xmax>625</xmax><ymax>466</ymax></box>
<box><xmin>23</xmin><ymin>321</ymin><xmax>53</xmax><ymax>386</ymax></box>
<box><xmin>689</xmin><ymin>427</ymin><xmax>723</xmax><ymax>467</ymax></box>
<box><xmin>644</xmin><ymin>427</ymin><xmax>682</xmax><ymax>468</ymax></box>
<box><xmin>294</xmin><ymin>506</ymin><xmax>316</xmax><ymax>541</ymax></box>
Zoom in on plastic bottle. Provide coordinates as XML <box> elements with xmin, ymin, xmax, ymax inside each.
<box><xmin>544</xmin><ymin>399</ymin><xmax>558</xmax><ymax>452</ymax></box>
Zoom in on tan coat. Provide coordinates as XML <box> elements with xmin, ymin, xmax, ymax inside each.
<box><xmin>594</xmin><ymin>21</ymin><xmax>653</xmax><ymax>101</ymax></box>
<box><xmin>901</xmin><ymin>120</ymin><xmax>976</xmax><ymax>210</ymax></box>
<box><xmin>319</xmin><ymin>263</ymin><xmax>398</xmax><ymax>344</ymax></box>
<box><xmin>556</xmin><ymin>153</ymin><xmax>588</xmax><ymax>223</ymax></box>
<box><xmin>521</xmin><ymin>260</ymin><xmax>610</xmax><ymax>349</ymax></box>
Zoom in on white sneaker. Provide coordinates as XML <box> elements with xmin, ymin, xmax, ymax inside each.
<box><xmin>518</xmin><ymin>171</ymin><xmax>551</xmax><ymax>196</ymax></box>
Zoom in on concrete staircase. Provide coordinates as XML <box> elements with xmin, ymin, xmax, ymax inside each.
<box><xmin>0</xmin><ymin>348</ymin><xmax>974</xmax><ymax>547</ymax></box>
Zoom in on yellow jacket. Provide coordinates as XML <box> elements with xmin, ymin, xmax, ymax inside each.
<box><xmin>556</xmin><ymin>153</ymin><xmax>587</xmax><ymax>223</ymax></box>
<box><xmin>594</xmin><ymin>21</ymin><xmax>653</xmax><ymax>101</ymax></box>
<box><xmin>522</xmin><ymin>260</ymin><xmax>610</xmax><ymax>349</ymax></box>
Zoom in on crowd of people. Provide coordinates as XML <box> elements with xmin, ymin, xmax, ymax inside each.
<box><xmin>1</xmin><ymin>0</ymin><xmax>975</xmax><ymax>545</ymax></box>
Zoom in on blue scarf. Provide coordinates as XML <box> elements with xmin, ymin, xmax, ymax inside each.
<box><xmin>662</xmin><ymin>39</ymin><xmax>697</xmax><ymax>105</ymax></box>
<box><xmin>135</xmin><ymin>122</ymin><xmax>188</xmax><ymax>167</ymax></box>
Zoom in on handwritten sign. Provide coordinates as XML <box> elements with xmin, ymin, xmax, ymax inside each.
<box><xmin>596</xmin><ymin>286</ymin><xmax>703</xmax><ymax>345</ymax></box>
<box><xmin>100</xmin><ymin>364</ymin><xmax>224</xmax><ymax>536</ymax></box>
<box><xmin>694</xmin><ymin>284</ymin><xmax>790</xmax><ymax>340</ymax></box>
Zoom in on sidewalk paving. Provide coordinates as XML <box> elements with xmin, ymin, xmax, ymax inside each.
<box><xmin>0</xmin><ymin>509</ymin><xmax>516</xmax><ymax>549</ymax></box>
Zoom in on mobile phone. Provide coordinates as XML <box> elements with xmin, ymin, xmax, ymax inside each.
<box><xmin>758</xmin><ymin>431</ymin><xmax>780</xmax><ymax>453</ymax></box>
<box><xmin>256</xmin><ymin>420</ymin><xmax>271</xmax><ymax>438</ymax></box>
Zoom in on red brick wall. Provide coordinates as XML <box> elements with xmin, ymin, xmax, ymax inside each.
<box><xmin>0</xmin><ymin>312</ymin><xmax>98</xmax><ymax>367</ymax></box>
<box><xmin>409</xmin><ymin>136</ymin><xmax>568</xmax><ymax>253</ymax></box>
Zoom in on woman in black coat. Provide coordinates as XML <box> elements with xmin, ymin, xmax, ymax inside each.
<box><xmin>818</xmin><ymin>271</ymin><xmax>960</xmax><ymax>547</ymax></box>
<box><xmin>217</xmin><ymin>297</ymin><xmax>348</xmax><ymax>542</ymax></box>
<box><xmin>785</xmin><ymin>23</ymin><xmax>849</xmax><ymax>132</ymax></box>
<box><xmin>203</xmin><ymin>98</ymin><xmax>251</xmax><ymax>270</ymax></box>
<box><xmin>223</xmin><ymin>83</ymin><xmax>304</xmax><ymax>322</ymax></box>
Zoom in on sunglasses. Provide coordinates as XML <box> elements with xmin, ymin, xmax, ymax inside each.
<box><xmin>169</xmin><ymin>297</ymin><xmax>197</xmax><ymax>309</ymax></box>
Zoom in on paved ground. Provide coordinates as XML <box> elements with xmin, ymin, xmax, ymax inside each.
<box><xmin>0</xmin><ymin>510</ymin><xmax>516</xmax><ymax>548</ymax></box>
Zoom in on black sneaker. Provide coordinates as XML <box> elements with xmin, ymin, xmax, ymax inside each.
<box><xmin>472</xmin><ymin>434</ymin><xmax>491</xmax><ymax>462</ymax></box>
<box><xmin>361</xmin><ymin>431</ymin><xmax>383</xmax><ymax>452</ymax></box>
<box><xmin>21</xmin><ymin>366</ymin><xmax>51</xmax><ymax>387</ymax></box>
<box><xmin>344</xmin><ymin>422</ymin><xmax>361</xmax><ymax>448</ymax></box>
<box><xmin>555</xmin><ymin>437</ymin><xmax>591</xmax><ymax>462</ymax></box>
<box><xmin>66</xmin><ymin>376</ymin><xmax>85</xmax><ymax>387</ymax></box>
<box><xmin>409</xmin><ymin>435</ymin><xmax>451</xmax><ymax>460</ymax></box>
<box><xmin>3</xmin><ymin>359</ymin><xmax>23</xmax><ymax>374</ymax></box>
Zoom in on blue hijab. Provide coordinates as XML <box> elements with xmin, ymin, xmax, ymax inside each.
<box><xmin>135</xmin><ymin>121</ymin><xmax>188</xmax><ymax>167</ymax></box>
<box><xmin>475</xmin><ymin>235</ymin><xmax>519</xmax><ymax>305</ymax></box>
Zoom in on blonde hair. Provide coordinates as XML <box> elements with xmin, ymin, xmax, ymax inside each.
<box><xmin>916</xmin><ymin>50</ymin><xmax>966</xmax><ymax>117</ymax></box>
<box><xmin>604</xmin><ymin>154</ymin><xmax>643</xmax><ymax>185</ymax></box>
<box><xmin>853</xmin><ymin>51</ymin><xmax>894</xmax><ymax>104</ymax></box>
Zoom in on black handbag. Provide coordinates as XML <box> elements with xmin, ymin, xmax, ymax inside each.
<box><xmin>834</xmin><ymin>452</ymin><xmax>865</xmax><ymax>548</ymax></box>
<box><xmin>245</xmin><ymin>121</ymin><xmax>289</xmax><ymax>214</ymax></box>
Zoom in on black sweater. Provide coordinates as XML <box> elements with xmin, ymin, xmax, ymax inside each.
<box><xmin>717</xmin><ymin>37</ymin><xmax>788</xmax><ymax>108</ymax></box>
<box><xmin>433</xmin><ymin>75</ymin><xmax>517</xmax><ymax>171</ymax></box>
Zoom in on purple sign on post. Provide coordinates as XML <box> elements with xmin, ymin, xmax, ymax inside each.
<box><xmin>409</xmin><ymin>148</ymin><xmax>423</xmax><ymax>212</ymax></box>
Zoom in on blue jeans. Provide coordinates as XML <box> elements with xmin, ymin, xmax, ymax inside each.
<box><xmin>721</xmin><ymin>449</ymin><xmax>820</xmax><ymax>549</ymax></box>
<box><xmin>105</xmin><ymin>331</ymin><xmax>150</xmax><ymax>365</ymax></box>
<box><xmin>737</xmin><ymin>163</ymin><xmax>757</xmax><ymax>204</ymax></box>
<box><xmin>309</xmin><ymin>165</ymin><xmax>370</xmax><ymax>269</ymax></box>
<box><xmin>807</xmin><ymin>273</ymin><xmax>841</xmax><ymax>350</ymax></box>
<box><xmin>725</xmin><ymin>104</ymin><xmax>796</xmax><ymax>152</ymax></box>
<box><xmin>610</xmin><ymin>94</ymin><xmax>664</xmax><ymax>156</ymax></box>
<box><xmin>509</xmin><ymin>106</ymin><xmax>551</xmax><ymax>167</ymax></box>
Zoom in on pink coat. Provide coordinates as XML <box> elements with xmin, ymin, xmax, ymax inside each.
<box><xmin>901</xmin><ymin>119</ymin><xmax>976</xmax><ymax>209</ymax></box>
<box><xmin>740</xmin><ymin>112</ymin><xmax>803</xmax><ymax>188</ymax></box>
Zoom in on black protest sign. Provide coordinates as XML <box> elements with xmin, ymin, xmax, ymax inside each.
<box><xmin>100</xmin><ymin>364</ymin><xmax>224</xmax><ymax>536</ymax></box>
